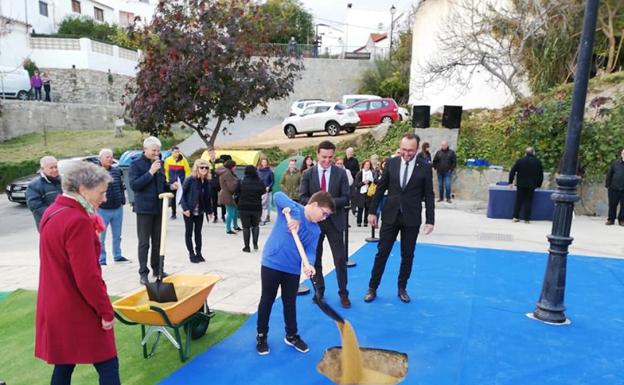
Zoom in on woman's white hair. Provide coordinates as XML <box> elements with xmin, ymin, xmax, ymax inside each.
<box><xmin>143</xmin><ymin>136</ymin><xmax>162</xmax><ymax>149</ymax></box>
<box><xmin>61</xmin><ymin>161</ymin><xmax>111</xmax><ymax>193</ymax></box>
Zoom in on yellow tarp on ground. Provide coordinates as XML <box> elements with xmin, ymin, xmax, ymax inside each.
<box><xmin>200</xmin><ymin>150</ymin><xmax>262</xmax><ymax>166</ymax></box>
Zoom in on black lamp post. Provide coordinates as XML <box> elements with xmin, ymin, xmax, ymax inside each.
<box><xmin>531</xmin><ymin>0</ymin><xmax>600</xmax><ymax>324</ymax></box>
<box><xmin>389</xmin><ymin>5</ymin><xmax>396</xmax><ymax>51</ymax></box>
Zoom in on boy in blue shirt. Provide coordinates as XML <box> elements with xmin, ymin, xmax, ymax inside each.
<box><xmin>256</xmin><ymin>190</ymin><xmax>336</xmax><ymax>355</ymax></box>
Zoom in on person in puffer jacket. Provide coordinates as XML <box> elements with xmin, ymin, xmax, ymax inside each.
<box><xmin>163</xmin><ymin>146</ymin><xmax>190</xmax><ymax>219</ymax></box>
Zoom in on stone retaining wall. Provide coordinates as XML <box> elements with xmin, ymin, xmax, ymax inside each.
<box><xmin>39</xmin><ymin>68</ymin><xmax>133</xmax><ymax>105</ymax></box>
<box><xmin>0</xmin><ymin>100</ymin><xmax>123</xmax><ymax>141</ymax></box>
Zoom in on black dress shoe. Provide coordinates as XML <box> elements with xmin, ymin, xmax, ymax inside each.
<box><xmin>196</xmin><ymin>252</ymin><xmax>205</xmax><ymax>262</ymax></box>
<box><xmin>242</xmin><ymin>246</ymin><xmax>251</xmax><ymax>253</ymax></box>
<box><xmin>398</xmin><ymin>289</ymin><xmax>411</xmax><ymax>303</ymax></box>
<box><xmin>226</xmin><ymin>230</ymin><xmax>237</xmax><ymax>234</ymax></box>
<box><xmin>363</xmin><ymin>288</ymin><xmax>377</xmax><ymax>303</ymax></box>
<box><xmin>139</xmin><ymin>275</ymin><xmax>149</xmax><ymax>285</ymax></box>
<box><xmin>340</xmin><ymin>295</ymin><xmax>352</xmax><ymax>308</ymax></box>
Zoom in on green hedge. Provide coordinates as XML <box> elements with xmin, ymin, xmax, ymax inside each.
<box><xmin>0</xmin><ymin>160</ymin><xmax>39</xmax><ymax>191</ymax></box>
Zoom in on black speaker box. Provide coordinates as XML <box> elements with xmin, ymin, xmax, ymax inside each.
<box><xmin>412</xmin><ymin>105</ymin><xmax>430</xmax><ymax>128</ymax></box>
<box><xmin>442</xmin><ymin>105</ymin><xmax>462</xmax><ymax>129</ymax></box>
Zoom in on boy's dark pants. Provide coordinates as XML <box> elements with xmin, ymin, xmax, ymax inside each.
<box><xmin>257</xmin><ymin>266</ymin><xmax>299</xmax><ymax>336</ymax></box>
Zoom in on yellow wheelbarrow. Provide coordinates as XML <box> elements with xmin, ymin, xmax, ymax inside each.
<box><xmin>112</xmin><ymin>274</ymin><xmax>221</xmax><ymax>362</ymax></box>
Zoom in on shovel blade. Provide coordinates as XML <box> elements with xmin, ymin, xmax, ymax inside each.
<box><xmin>145</xmin><ymin>280</ymin><xmax>178</xmax><ymax>303</ymax></box>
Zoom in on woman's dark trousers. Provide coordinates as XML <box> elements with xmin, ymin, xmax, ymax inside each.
<box><xmin>239</xmin><ymin>210</ymin><xmax>261</xmax><ymax>248</ymax></box>
<box><xmin>51</xmin><ymin>356</ymin><xmax>120</xmax><ymax>385</ymax></box>
<box><xmin>184</xmin><ymin>214</ymin><xmax>204</xmax><ymax>255</ymax></box>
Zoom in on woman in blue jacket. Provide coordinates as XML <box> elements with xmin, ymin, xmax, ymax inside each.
<box><xmin>181</xmin><ymin>159</ymin><xmax>212</xmax><ymax>263</ymax></box>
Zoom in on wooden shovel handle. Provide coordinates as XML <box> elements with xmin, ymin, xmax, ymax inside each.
<box><xmin>282</xmin><ymin>207</ymin><xmax>312</xmax><ymax>271</ymax></box>
<box><xmin>159</xmin><ymin>192</ymin><xmax>174</xmax><ymax>256</ymax></box>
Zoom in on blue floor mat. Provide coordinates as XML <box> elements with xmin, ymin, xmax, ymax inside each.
<box><xmin>160</xmin><ymin>242</ymin><xmax>624</xmax><ymax>385</ymax></box>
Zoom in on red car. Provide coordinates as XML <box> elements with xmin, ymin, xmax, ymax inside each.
<box><xmin>349</xmin><ymin>98</ymin><xmax>399</xmax><ymax>126</ymax></box>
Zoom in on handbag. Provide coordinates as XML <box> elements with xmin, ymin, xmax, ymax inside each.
<box><xmin>366</xmin><ymin>182</ymin><xmax>377</xmax><ymax>197</ymax></box>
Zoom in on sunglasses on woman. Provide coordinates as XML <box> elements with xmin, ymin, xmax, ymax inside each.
<box><xmin>199</xmin><ymin>166</ymin><xmax>209</xmax><ymax>170</ymax></box>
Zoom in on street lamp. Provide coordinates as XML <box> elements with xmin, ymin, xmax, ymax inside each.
<box><xmin>530</xmin><ymin>0</ymin><xmax>600</xmax><ymax>324</ymax></box>
<box><xmin>390</xmin><ymin>5</ymin><xmax>396</xmax><ymax>51</ymax></box>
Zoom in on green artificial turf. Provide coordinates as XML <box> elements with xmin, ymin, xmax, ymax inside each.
<box><xmin>0</xmin><ymin>290</ymin><xmax>248</xmax><ymax>385</ymax></box>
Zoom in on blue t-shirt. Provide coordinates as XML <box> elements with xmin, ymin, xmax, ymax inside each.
<box><xmin>262</xmin><ymin>192</ymin><xmax>320</xmax><ymax>275</ymax></box>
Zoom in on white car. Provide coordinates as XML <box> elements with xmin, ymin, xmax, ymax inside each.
<box><xmin>289</xmin><ymin>99</ymin><xmax>324</xmax><ymax>116</ymax></box>
<box><xmin>282</xmin><ymin>103</ymin><xmax>360</xmax><ymax>138</ymax></box>
<box><xmin>398</xmin><ymin>106</ymin><xmax>410</xmax><ymax>121</ymax></box>
<box><xmin>0</xmin><ymin>66</ymin><xmax>31</xmax><ymax>100</ymax></box>
<box><xmin>342</xmin><ymin>94</ymin><xmax>380</xmax><ymax>106</ymax></box>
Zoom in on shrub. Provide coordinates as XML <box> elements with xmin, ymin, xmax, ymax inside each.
<box><xmin>0</xmin><ymin>160</ymin><xmax>39</xmax><ymax>192</ymax></box>
<box><xmin>457</xmin><ymin>77</ymin><xmax>624</xmax><ymax>183</ymax></box>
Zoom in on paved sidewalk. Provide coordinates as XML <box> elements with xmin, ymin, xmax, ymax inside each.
<box><xmin>0</xmin><ymin>201</ymin><xmax>621</xmax><ymax>314</ymax></box>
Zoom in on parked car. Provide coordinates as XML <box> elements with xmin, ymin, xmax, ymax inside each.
<box><xmin>289</xmin><ymin>99</ymin><xmax>324</xmax><ymax>116</ymax></box>
<box><xmin>5</xmin><ymin>155</ymin><xmax>117</xmax><ymax>204</ymax></box>
<box><xmin>0</xmin><ymin>66</ymin><xmax>31</xmax><ymax>100</ymax></box>
<box><xmin>349</xmin><ymin>98</ymin><xmax>400</xmax><ymax>126</ymax></box>
<box><xmin>342</xmin><ymin>94</ymin><xmax>380</xmax><ymax>106</ymax></box>
<box><xmin>282</xmin><ymin>102</ymin><xmax>359</xmax><ymax>138</ymax></box>
<box><xmin>397</xmin><ymin>106</ymin><xmax>410</xmax><ymax>121</ymax></box>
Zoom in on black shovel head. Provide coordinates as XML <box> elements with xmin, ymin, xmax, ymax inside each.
<box><xmin>310</xmin><ymin>278</ymin><xmax>344</xmax><ymax>324</ymax></box>
<box><xmin>146</xmin><ymin>279</ymin><xmax>178</xmax><ymax>303</ymax></box>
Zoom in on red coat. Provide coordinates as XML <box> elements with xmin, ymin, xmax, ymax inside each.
<box><xmin>35</xmin><ymin>195</ymin><xmax>117</xmax><ymax>364</ymax></box>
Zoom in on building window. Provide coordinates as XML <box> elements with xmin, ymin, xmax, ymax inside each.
<box><xmin>39</xmin><ymin>1</ymin><xmax>49</xmax><ymax>17</ymax></box>
<box><xmin>94</xmin><ymin>6</ymin><xmax>104</xmax><ymax>21</ymax></box>
<box><xmin>72</xmin><ymin>0</ymin><xmax>81</xmax><ymax>14</ymax></box>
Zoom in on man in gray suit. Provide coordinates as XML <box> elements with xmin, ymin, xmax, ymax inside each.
<box><xmin>300</xmin><ymin>140</ymin><xmax>351</xmax><ymax>308</ymax></box>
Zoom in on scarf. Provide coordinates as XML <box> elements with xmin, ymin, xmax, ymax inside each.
<box><xmin>64</xmin><ymin>193</ymin><xmax>106</xmax><ymax>234</ymax></box>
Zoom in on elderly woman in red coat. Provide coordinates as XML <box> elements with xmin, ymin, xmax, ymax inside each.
<box><xmin>35</xmin><ymin>161</ymin><xmax>121</xmax><ymax>385</ymax></box>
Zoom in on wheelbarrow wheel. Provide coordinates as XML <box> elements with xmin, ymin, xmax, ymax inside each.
<box><xmin>184</xmin><ymin>309</ymin><xmax>211</xmax><ymax>340</ymax></box>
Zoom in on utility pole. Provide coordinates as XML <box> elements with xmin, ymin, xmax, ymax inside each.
<box><xmin>531</xmin><ymin>0</ymin><xmax>600</xmax><ymax>324</ymax></box>
<box><xmin>390</xmin><ymin>5</ymin><xmax>396</xmax><ymax>51</ymax></box>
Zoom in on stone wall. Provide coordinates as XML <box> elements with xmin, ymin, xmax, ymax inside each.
<box><xmin>0</xmin><ymin>100</ymin><xmax>123</xmax><ymax>141</ymax></box>
<box><xmin>40</xmin><ymin>68</ymin><xmax>134</xmax><ymax>105</ymax></box>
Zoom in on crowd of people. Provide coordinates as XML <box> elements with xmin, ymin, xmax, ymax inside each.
<box><xmin>23</xmin><ymin>134</ymin><xmax>624</xmax><ymax>381</ymax></box>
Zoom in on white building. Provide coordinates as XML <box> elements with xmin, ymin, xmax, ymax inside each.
<box><xmin>0</xmin><ymin>0</ymin><xmax>157</xmax><ymax>70</ymax></box>
<box><xmin>409</xmin><ymin>0</ymin><xmax>523</xmax><ymax>112</ymax></box>
<box><xmin>353</xmin><ymin>32</ymin><xmax>389</xmax><ymax>60</ymax></box>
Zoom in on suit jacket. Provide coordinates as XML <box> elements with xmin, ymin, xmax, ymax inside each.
<box><xmin>370</xmin><ymin>156</ymin><xmax>435</xmax><ymax>227</ymax></box>
<box><xmin>299</xmin><ymin>164</ymin><xmax>350</xmax><ymax>232</ymax></box>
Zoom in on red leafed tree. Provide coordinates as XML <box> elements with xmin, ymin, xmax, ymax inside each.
<box><xmin>127</xmin><ymin>0</ymin><xmax>304</xmax><ymax>149</ymax></box>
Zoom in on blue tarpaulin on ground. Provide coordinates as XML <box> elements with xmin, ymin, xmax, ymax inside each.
<box><xmin>160</xmin><ymin>242</ymin><xmax>624</xmax><ymax>385</ymax></box>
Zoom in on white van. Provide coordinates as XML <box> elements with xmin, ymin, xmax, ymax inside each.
<box><xmin>0</xmin><ymin>66</ymin><xmax>31</xmax><ymax>100</ymax></box>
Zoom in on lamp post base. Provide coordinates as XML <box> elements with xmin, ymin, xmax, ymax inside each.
<box><xmin>526</xmin><ymin>312</ymin><xmax>571</xmax><ymax>326</ymax></box>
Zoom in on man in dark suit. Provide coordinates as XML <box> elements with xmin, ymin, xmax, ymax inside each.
<box><xmin>300</xmin><ymin>140</ymin><xmax>352</xmax><ymax>308</ymax></box>
<box><xmin>364</xmin><ymin>133</ymin><xmax>435</xmax><ymax>303</ymax></box>
<box><xmin>508</xmin><ymin>147</ymin><xmax>544</xmax><ymax>223</ymax></box>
